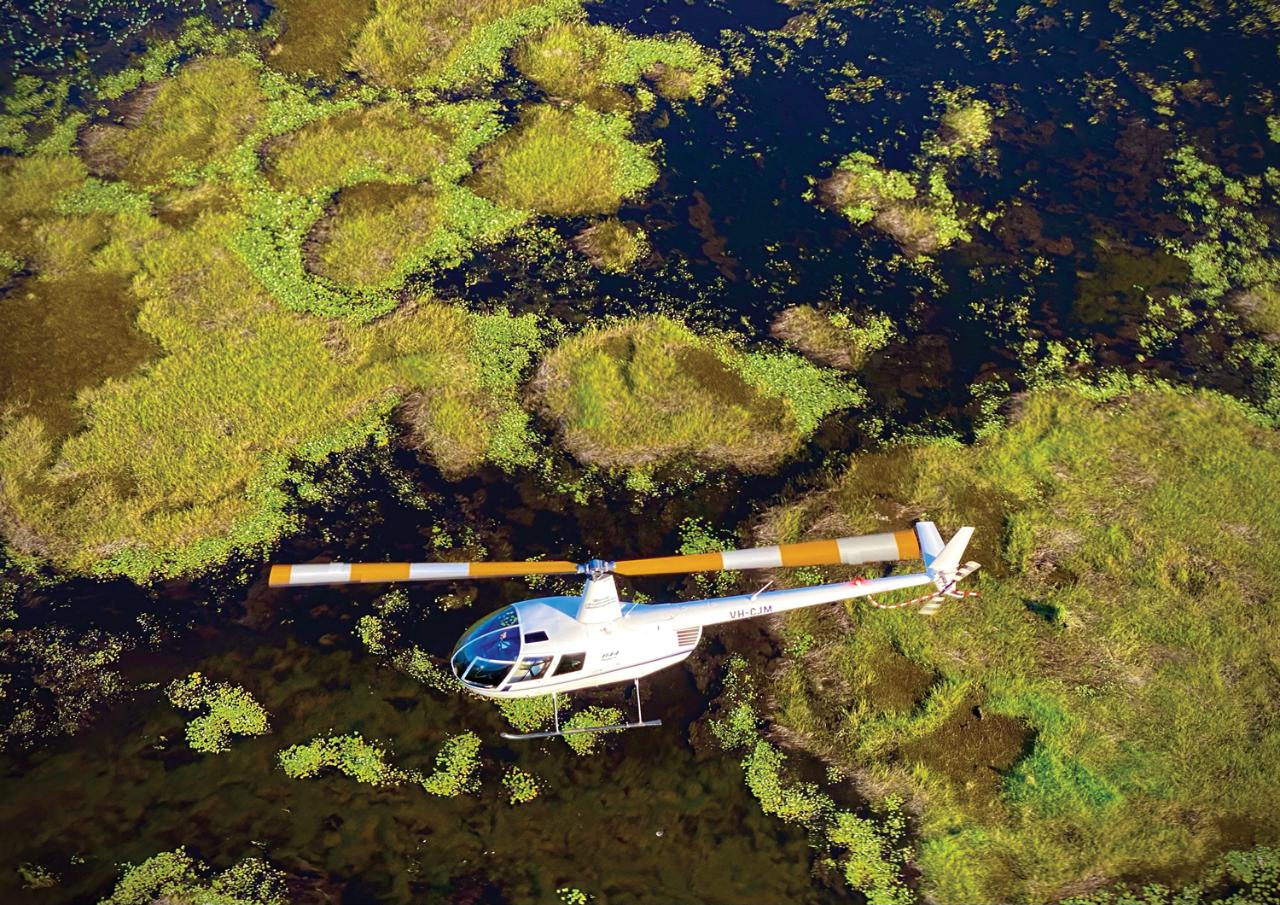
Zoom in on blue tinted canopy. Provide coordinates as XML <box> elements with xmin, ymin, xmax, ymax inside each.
<box><xmin>451</xmin><ymin>606</ymin><xmax>522</xmax><ymax>688</ymax></box>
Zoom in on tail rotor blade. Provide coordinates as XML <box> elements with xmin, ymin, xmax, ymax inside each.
<box><xmin>268</xmin><ymin>560</ymin><xmax>580</xmax><ymax>587</ymax></box>
<box><xmin>612</xmin><ymin>530</ymin><xmax>922</xmax><ymax>577</ymax></box>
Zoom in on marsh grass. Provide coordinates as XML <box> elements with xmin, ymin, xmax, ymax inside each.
<box><xmin>0</xmin><ymin>16</ymin><xmax>723</xmax><ymax>577</ymax></box>
<box><xmin>513</xmin><ymin>21</ymin><xmax>726</xmax><ymax>107</ymax></box>
<box><xmin>349</xmin><ymin>0</ymin><xmax>581</xmax><ymax>90</ymax></box>
<box><xmin>770</xmin><ymin>305</ymin><xmax>895</xmax><ymax>371</ymax></box>
<box><xmin>761</xmin><ymin>379</ymin><xmax>1280</xmax><ymax>901</ymax></box>
<box><xmin>572</xmin><ymin>217</ymin><xmax>648</xmax><ymax>272</ymax></box>
<box><xmin>308</xmin><ymin>182</ymin><xmax>443</xmax><ymax>289</ymax></box>
<box><xmin>265</xmin><ymin>100</ymin><xmax>457</xmax><ymax>196</ymax></box>
<box><xmin>82</xmin><ymin>57</ymin><xmax>266</xmax><ymax>187</ymax></box>
<box><xmin>0</xmin><ymin>210</ymin><xmax>540</xmax><ymax>578</ymax></box>
<box><xmin>0</xmin><ymin>271</ymin><xmax>157</xmax><ymax>438</ymax></box>
<box><xmin>469</xmin><ymin>104</ymin><xmax>657</xmax><ymax>216</ymax></box>
<box><xmin>267</xmin><ymin>0</ymin><xmax>375</xmax><ymax>79</ymax></box>
<box><xmin>532</xmin><ymin>316</ymin><xmax>861</xmax><ymax>471</ymax></box>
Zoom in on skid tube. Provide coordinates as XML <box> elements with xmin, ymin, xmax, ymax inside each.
<box><xmin>500</xmin><ymin>679</ymin><xmax>662</xmax><ymax>741</ymax></box>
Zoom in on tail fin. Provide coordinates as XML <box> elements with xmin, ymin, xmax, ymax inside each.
<box><xmin>924</xmin><ymin>526</ymin><xmax>974</xmax><ymax>590</ymax></box>
<box><xmin>914</xmin><ymin>521</ymin><xmax>946</xmax><ymax>569</ymax></box>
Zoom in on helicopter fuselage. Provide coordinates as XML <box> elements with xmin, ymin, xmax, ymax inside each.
<box><xmin>449</xmin><ymin>569</ymin><xmax>940</xmax><ymax>699</ymax></box>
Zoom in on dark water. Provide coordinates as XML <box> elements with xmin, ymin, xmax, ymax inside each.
<box><xmin>3</xmin><ymin>0</ymin><xmax>1280</xmax><ymax>901</ymax></box>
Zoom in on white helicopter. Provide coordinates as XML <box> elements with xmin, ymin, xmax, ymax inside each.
<box><xmin>269</xmin><ymin>521</ymin><xmax>978</xmax><ymax>740</ymax></box>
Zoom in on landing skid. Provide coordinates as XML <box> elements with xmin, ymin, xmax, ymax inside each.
<box><xmin>500</xmin><ymin>679</ymin><xmax>662</xmax><ymax>741</ymax></box>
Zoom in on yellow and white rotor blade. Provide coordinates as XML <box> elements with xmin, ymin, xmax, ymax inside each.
<box><xmin>611</xmin><ymin>530</ymin><xmax>922</xmax><ymax>577</ymax></box>
<box><xmin>268</xmin><ymin>559</ymin><xmax>580</xmax><ymax>587</ymax></box>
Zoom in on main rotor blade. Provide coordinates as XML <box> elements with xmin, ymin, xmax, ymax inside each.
<box><xmin>268</xmin><ymin>560</ymin><xmax>579</xmax><ymax>587</ymax></box>
<box><xmin>611</xmin><ymin>530</ymin><xmax>922</xmax><ymax>577</ymax></box>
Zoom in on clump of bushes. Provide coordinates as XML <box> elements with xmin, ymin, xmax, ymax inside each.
<box><xmin>562</xmin><ymin>706</ymin><xmax>623</xmax><ymax>755</ymax></box>
<box><xmin>820</xmin><ymin>152</ymin><xmax>969</xmax><ymax>257</ymax></box>
<box><xmin>420</xmin><ymin>731</ymin><xmax>483</xmax><ymax>796</ymax></box>
<box><xmin>102</xmin><ymin>847</ymin><xmax>286</xmax><ymax>905</ymax></box>
<box><xmin>496</xmin><ymin>694</ymin><xmax>566</xmax><ymax>733</ymax></box>
<box><xmin>817</xmin><ymin>86</ymin><xmax>994</xmax><ymax>257</ymax></box>
<box><xmin>165</xmin><ymin>672</ymin><xmax>270</xmax><ymax>754</ymax></box>
<box><xmin>708</xmin><ymin>656</ymin><xmax>913</xmax><ymax>904</ymax></box>
<box><xmin>278</xmin><ymin>732</ymin><xmax>406</xmax><ymax>786</ymax></box>
<box><xmin>514</xmin><ymin>20</ymin><xmax>725</xmax><ymax>107</ymax></box>
<box><xmin>502</xmin><ymin>766</ymin><xmax>543</xmax><ymax>804</ymax></box>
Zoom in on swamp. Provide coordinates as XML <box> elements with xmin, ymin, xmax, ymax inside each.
<box><xmin>1</xmin><ymin>0</ymin><xmax>1279</xmax><ymax>902</ymax></box>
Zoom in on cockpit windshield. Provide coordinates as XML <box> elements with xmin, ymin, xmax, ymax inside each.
<box><xmin>451</xmin><ymin>606</ymin><xmax>522</xmax><ymax>689</ymax></box>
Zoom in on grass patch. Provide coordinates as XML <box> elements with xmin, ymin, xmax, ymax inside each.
<box><xmin>819</xmin><ymin>152</ymin><xmax>970</xmax><ymax>257</ymax></box>
<box><xmin>468</xmin><ymin>103</ymin><xmax>657</xmax><ymax>216</ymax></box>
<box><xmin>770</xmin><ymin>305</ymin><xmax>896</xmax><ymax>371</ymax></box>
<box><xmin>0</xmin><ymin>271</ymin><xmax>157</xmax><ymax>438</ymax></box>
<box><xmin>531</xmin><ymin>316</ymin><xmax>861</xmax><ymax>472</ymax></box>
<box><xmin>264</xmin><ymin>100</ymin><xmax>458</xmax><ymax>196</ymax></box>
<box><xmin>349</xmin><ymin>0</ymin><xmax>581</xmax><ymax>91</ymax></box>
<box><xmin>760</xmin><ymin>378</ymin><xmax>1280</xmax><ymax>901</ymax></box>
<box><xmin>572</xmin><ymin>217</ymin><xmax>648</xmax><ymax>271</ymax></box>
<box><xmin>266</xmin><ymin>0</ymin><xmax>376</xmax><ymax>79</ymax></box>
<box><xmin>0</xmin><ymin>19</ymin><xmax>726</xmax><ymax>577</ymax></box>
<box><xmin>1234</xmin><ymin>281</ymin><xmax>1280</xmax><ymax>337</ymax></box>
<box><xmin>0</xmin><ymin>210</ymin><xmax>541</xmax><ymax>579</ymax></box>
<box><xmin>308</xmin><ymin>182</ymin><xmax>444</xmax><ymax>289</ymax></box>
<box><xmin>81</xmin><ymin>57</ymin><xmax>266</xmax><ymax>188</ymax></box>
<box><xmin>514</xmin><ymin>20</ymin><xmax>726</xmax><ymax>107</ymax></box>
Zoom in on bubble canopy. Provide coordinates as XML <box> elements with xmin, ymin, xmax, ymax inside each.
<box><xmin>451</xmin><ymin>606</ymin><xmax>522</xmax><ymax>688</ymax></box>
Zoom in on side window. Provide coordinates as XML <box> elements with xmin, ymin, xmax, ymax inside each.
<box><xmin>509</xmin><ymin>655</ymin><xmax>553</xmax><ymax>683</ymax></box>
<box><xmin>553</xmin><ymin>652</ymin><xmax>586</xmax><ymax>676</ymax></box>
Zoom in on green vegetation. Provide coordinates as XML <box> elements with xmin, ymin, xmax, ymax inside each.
<box><xmin>709</xmin><ymin>656</ymin><xmax>913</xmax><ymax>904</ymax></box>
<box><xmin>0</xmin><ymin>7</ymin><xmax>726</xmax><ymax>578</ymax></box>
<box><xmin>931</xmin><ymin>92</ymin><xmax>994</xmax><ymax>158</ymax></box>
<box><xmin>165</xmin><ymin>672</ymin><xmax>270</xmax><ymax>754</ymax></box>
<box><xmin>496</xmin><ymin>694</ymin><xmax>566</xmax><ymax>733</ymax></box>
<box><xmin>770</xmin><ymin>305</ymin><xmax>896</xmax><ymax>371</ymax></box>
<box><xmin>820</xmin><ymin>152</ymin><xmax>971</xmax><ymax>257</ymax></box>
<box><xmin>101</xmin><ymin>848</ymin><xmax>286</xmax><ymax>905</ymax></box>
<box><xmin>419</xmin><ymin>731</ymin><xmax>483</xmax><ymax>796</ymax></box>
<box><xmin>278</xmin><ymin>732</ymin><xmax>407</xmax><ymax>786</ymax></box>
<box><xmin>818</xmin><ymin>87</ymin><xmax>993</xmax><ymax>257</ymax></box>
<box><xmin>309</xmin><ymin>182</ymin><xmax>445</xmax><ymax>289</ymax></box>
<box><xmin>573</xmin><ymin>218</ymin><xmax>648</xmax><ymax>272</ymax></box>
<box><xmin>503</xmin><ymin>766</ymin><xmax>543</xmax><ymax>804</ymax></box>
<box><xmin>349</xmin><ymin>0</ymin><xmax>581</xmax><ymax>91</ymax></box>
<box><xmin>513</xmin><ymin>21</ymin><xmax>725</xmax><ymax>107</ymax></box>
<box><xmin>83</xmin><ymin>57</ymin><xmax>266</xmax><ymax>188</ymax></box>
<box><xmin>562</xmin><ymin>706</ymin><xmax>624</xmax><ymax>755</ymax></box>
<box><xmin>469</xmin><ymin>104</ymin><xmax>658</xmax><ymax>216</ymax></box>
<box><xmin>532</xmin><ymin>316</ymin><xmax>862</xmax><ymax>472</ymax></box>
<box><xmin>1065</xmin><ymin>847</ymin><xmax>1280</xmax><ymax>905</ymax></box>
<box><xmin>279</xmin><ymin>729</ymin><xmax>482</xmax><ymax>796</ymax></box>
<box><xmin>760</xmin><ymin>378</ymin><xmax>1280</xmax><ymax>901</ymax></box>
<box><xmin>267</xmin><ymin>0</ymin><xmax>375</xmax><ymax>79</ymax></box>
<box><xmin>264</xmin><ymin>100</ymin><xmax>461</xmax><ymax>196</ymax></box>
<box><xmin>1236</xmin><ymin>282</ymin><xmax>1280</xmax><ymax>336</ymax></box>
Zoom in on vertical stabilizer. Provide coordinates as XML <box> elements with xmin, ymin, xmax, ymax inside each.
<box><xmin>915</xmin><ymin>521</ymin><xmax>946</xmax><ymax>568</ymax></box>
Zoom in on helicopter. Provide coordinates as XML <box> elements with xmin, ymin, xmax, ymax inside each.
<box><xmin>269</xmin><ymin>521</ymin><xmax>978</xmax><ymax>741</ymax></box>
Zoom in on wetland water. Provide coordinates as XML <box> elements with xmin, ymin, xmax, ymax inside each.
<box><xmin>2</xmin><ymin>0</ymin><xmax>1279</xmax><ymax>900</ymax></box>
